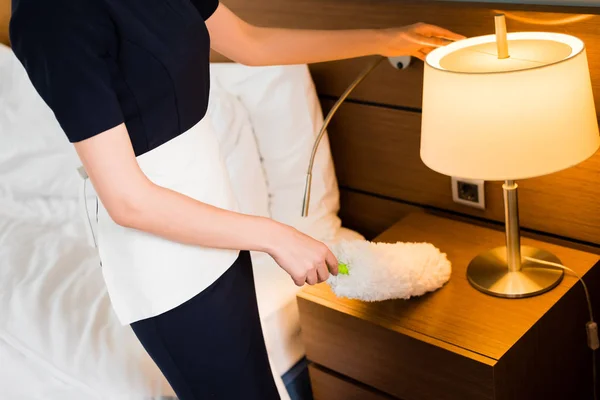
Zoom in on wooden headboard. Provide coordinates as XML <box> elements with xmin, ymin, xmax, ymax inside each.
<box><xmin>2</xmin><ymin>0</ymin><xmax>600</xmax><ymax>249</ymax></box>
<box><xmin>0</xmin><ymin>0</ymin><xmax>9</xmax><ymax>46</ymax></box>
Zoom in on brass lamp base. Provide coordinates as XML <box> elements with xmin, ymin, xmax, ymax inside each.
<box><xmin>467</xmin><ymin>246</ymin><xmax>564</xmax><ymax>298</ymax></box>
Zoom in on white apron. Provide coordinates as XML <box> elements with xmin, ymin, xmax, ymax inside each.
<box><xmin>78</xmin><ymin>116</ymin><xmax>240</xmax><ymax>325</ymax></box>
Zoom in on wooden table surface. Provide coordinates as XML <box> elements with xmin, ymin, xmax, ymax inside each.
<box><xmin>299</xmin><ymin>212</ymin><xmax>599</xmax><ymax>361</ymax></box>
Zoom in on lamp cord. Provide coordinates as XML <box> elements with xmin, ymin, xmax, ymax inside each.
<box><xmin>525</xmin><ymin>256</ymin><xmax>597</xmax><ymax>400</ymax></box>
<box><xmin>301</xmin><ymin>56</ymin><xmax>385</xmax><ymax>216</ymax></box>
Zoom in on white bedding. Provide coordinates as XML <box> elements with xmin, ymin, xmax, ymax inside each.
<box><xmin>0</xmin><ymin>198</ymin><xmax>175</xmax><ymax>399</ymax></box>
<box><xmin>0</xmin><ymin>335</ymin><xmax>97</xmax><ymax>400</ymax></box>
<box><xmin>1</xmin><ymin>43</ymin><xmax>364</xmax><ymax>399</ymax></box>
<box><xmin>0</xmin><ymin>196</ymin><xmax>360</xmax><ymax>399</ymax></box>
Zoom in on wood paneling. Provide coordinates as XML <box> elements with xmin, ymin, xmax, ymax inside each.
<box><xmin>326</xmin><ymin>100</ymin><xmax>600</xmax><ymax>246</ymax></box>
<box><xmin>221</xmin><ymin>0</ymin><xmax>600</xmax><ymax>113</ymax></box>
<box><xmin>298</xmin><ymin>212</ymin><xmax>600</xmax><ymax>399</ymax></box>
<box><xmin>433</xmin><ymin>0</ymin><xmax>600</xmax><ymax>13</ymax></box>
<box><xmin>339</xmin><ymin>189</ymin><xmax>421</xmax><ymax>240</ymax></box>
<box><xmin>0</xmin><ymin>0</ymin><xmax>9</xmax><ymax>46</ymax></box>
<box><xmin>340</xmin><ymin>189</ymin><xmax>600</xmax><ymax>255</ymax></box>
<box><xmin>308</xmin><ymin>364</ymin><xmax>394</xmax><ymax>400</ymax></box>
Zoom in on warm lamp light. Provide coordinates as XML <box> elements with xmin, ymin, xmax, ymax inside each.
<box><xmin>421</xmin><ymin>15</ymin><xmax>600</xmax><ymax>298</ymax></box>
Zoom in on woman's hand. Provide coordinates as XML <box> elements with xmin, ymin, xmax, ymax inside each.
<box><xmin>378</xmin><ymin>23</ymin><xmax>466</xmax><ymax>60</ymax></box>
<box><xmin>207</xmin><ymin>4</ymin><xmax>465</xmax><ymax>66</ymax></box>
<box><xmin>267</xmin><ymin>223</ymin><xmax>339</xmax><ymax>286</ymax></box>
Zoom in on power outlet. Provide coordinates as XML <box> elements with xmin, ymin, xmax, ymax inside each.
<box><xmin>451</xmin><ymin>177</ymin><xmax>485</xmax><ymax>209</ymax></box>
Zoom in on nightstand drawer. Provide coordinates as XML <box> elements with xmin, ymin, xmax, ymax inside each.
<box><xmin>297</xmin><ymin>294</ymin><xmax>495</xmax><ymax>400</ymax></box>
<box><xmin>308</xmin><ymin>364</ymin><xmax>393</xmax><ymax>400</ymax></box>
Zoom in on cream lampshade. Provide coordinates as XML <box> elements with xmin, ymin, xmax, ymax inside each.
<box><xmin>420</xmin><ymin>15</ymin><xmax>600</xmax><ymax>298</ymax></box>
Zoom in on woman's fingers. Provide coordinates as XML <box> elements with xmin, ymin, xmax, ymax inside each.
<box><xmin>305</xmin><ymin>269</ymin><xmax>318</xmax><ymax>285</ymax></box>
<box><xmin>415</xmin><ymin>23</ymin><xmax>466</xmax><ymax>41</ymax></box>
<box><xmin>325</xmin><ymin>249</ymin><xmax>339</xmax><ymax>276</ymax></box>
<box><xmin>317</xmin><ymin>262</ymin><xmax>330</xmax><ymax>283</ymax></box>
<box><xmin>292</xmin><ymin>275</ymin><xmax>305</xmax><ymax>287</ymax></box>
<box><xmin>412</xmin><ymin>34</ymin><xmax>455</xmax><ymax>48</ymax></box>
<box><xmin>416</xmin><ymin>47</ymin><xmax>434</xmax><ymax>60</ymax></box>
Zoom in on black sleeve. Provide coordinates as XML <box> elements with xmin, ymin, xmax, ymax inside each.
<box><xmin>9</xmin><ymin>0</ymin><xmax>124</xmax><ymax>143</ymax></box>
<box><xmin>190</xmin><ymin>0</ymin><xmax>219</xmax><ymax>21</ymax></box>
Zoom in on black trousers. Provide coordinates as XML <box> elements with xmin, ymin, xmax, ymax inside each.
<box><xmin>130</xmin><ymin>250</ymin><xmax>280</xmax><ymax>400</ymax></box>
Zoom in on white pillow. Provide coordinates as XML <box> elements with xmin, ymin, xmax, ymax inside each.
<box><xmin>210</xmin><ymin>63</ymin><xmax>342</xmax><ymax>242</ymax></box>
<box><xmin>0</xmin><ymin>210</ymin><xmax>175</xmax><ymax>398</ymax></box>
<box><xmin>207</xmin><ymin>80</ymin><xmax>270</xmax><ymax>218</ymax></box>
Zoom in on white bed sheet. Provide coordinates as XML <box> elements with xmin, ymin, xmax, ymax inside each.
<box><xmin>0</xmin><ymin>197</ymin><xmax>176</xmax><ymax>399</ymax></box>
<box><xmin>0</xmin><ymin>193</ymin><xmax>362</xmax><ymax>399</ymax></box>
<box><xmin>0</xmin><ymin>335</ymin><xmax>94</xmax><ymax>400</ymax></box>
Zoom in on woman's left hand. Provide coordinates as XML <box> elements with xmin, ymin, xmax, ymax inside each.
<box><xmin>379</xmin><ymin>23</ymin><xmax>466</xmax><ymax>60</ymax></box>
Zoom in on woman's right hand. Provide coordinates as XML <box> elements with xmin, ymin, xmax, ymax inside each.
<box><xmin>267</xmin><ymin>222</ymin><xmax>338</xmax><ymax>286</ymax></box>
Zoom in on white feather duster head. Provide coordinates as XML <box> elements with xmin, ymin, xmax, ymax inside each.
<box><xmin>327</xmin><ymin>240</ymin><xmax>451</xmax><ymax>301</ymax></box>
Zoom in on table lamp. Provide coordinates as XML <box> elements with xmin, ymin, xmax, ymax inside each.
<box><xmin>420</xmin><ymin>15</ymin><xmax>600</xmax><ymax>298</ymax></box>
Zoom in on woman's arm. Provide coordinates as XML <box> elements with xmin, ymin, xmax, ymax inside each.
<box><xmin>206</xmin><ymin>4</ymin><xmax>464</xmax><ymax>65</ymax></box>
<box><xmin>75</xmin><ymin>124</ymin><xmax>338</xmax><ymax>285</ymax></box>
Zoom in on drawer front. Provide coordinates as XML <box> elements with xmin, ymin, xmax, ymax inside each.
<box><xmin>298</xmin><ymin>298</ymin><xmax>494</xmax><ymax>400</ymax></box>
<box><xmin>309</xmin><ymin>364</ymin><xmax>394</xmax><ymax>400</ymax></box>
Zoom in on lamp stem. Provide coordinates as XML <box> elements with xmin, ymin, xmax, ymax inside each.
<box><xmin>467</xmin><ymin>180</ymin><xmax>563</xmax><ymax>297</ymax></box>
<box><xmin>503</xmin><ymin>180</ymin><xmax>521</xmax><ymax>272</ymax></box>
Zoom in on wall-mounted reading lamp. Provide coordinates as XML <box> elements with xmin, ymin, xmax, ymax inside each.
<box><xmin>301</xmin><ymin>55</ymin><xmax>412</xmax><ymax>217</ymax></box>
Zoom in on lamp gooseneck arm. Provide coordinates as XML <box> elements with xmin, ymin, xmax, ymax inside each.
<box><xmin>301</xmin><ymin>56</ymin><xmax>385</xmax><ymax>217</ymax></box>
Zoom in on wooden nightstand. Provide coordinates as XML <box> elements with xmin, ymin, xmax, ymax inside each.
<box><xmin>297</xmin><ymin>212</ymin><xmax>600</xmax><ymax>400</ymax></box>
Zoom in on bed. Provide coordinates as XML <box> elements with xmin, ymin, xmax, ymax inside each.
<box><xmin>0</xmin><ymin>41</ymin><xmax>363</xmax><ymax>399</ymax></box>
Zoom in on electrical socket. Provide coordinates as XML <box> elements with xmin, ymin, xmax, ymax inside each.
<box><xmin>451</xmin><ymin>177</ymin><xmax>485</xmax><ymax>209</ymax></box>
